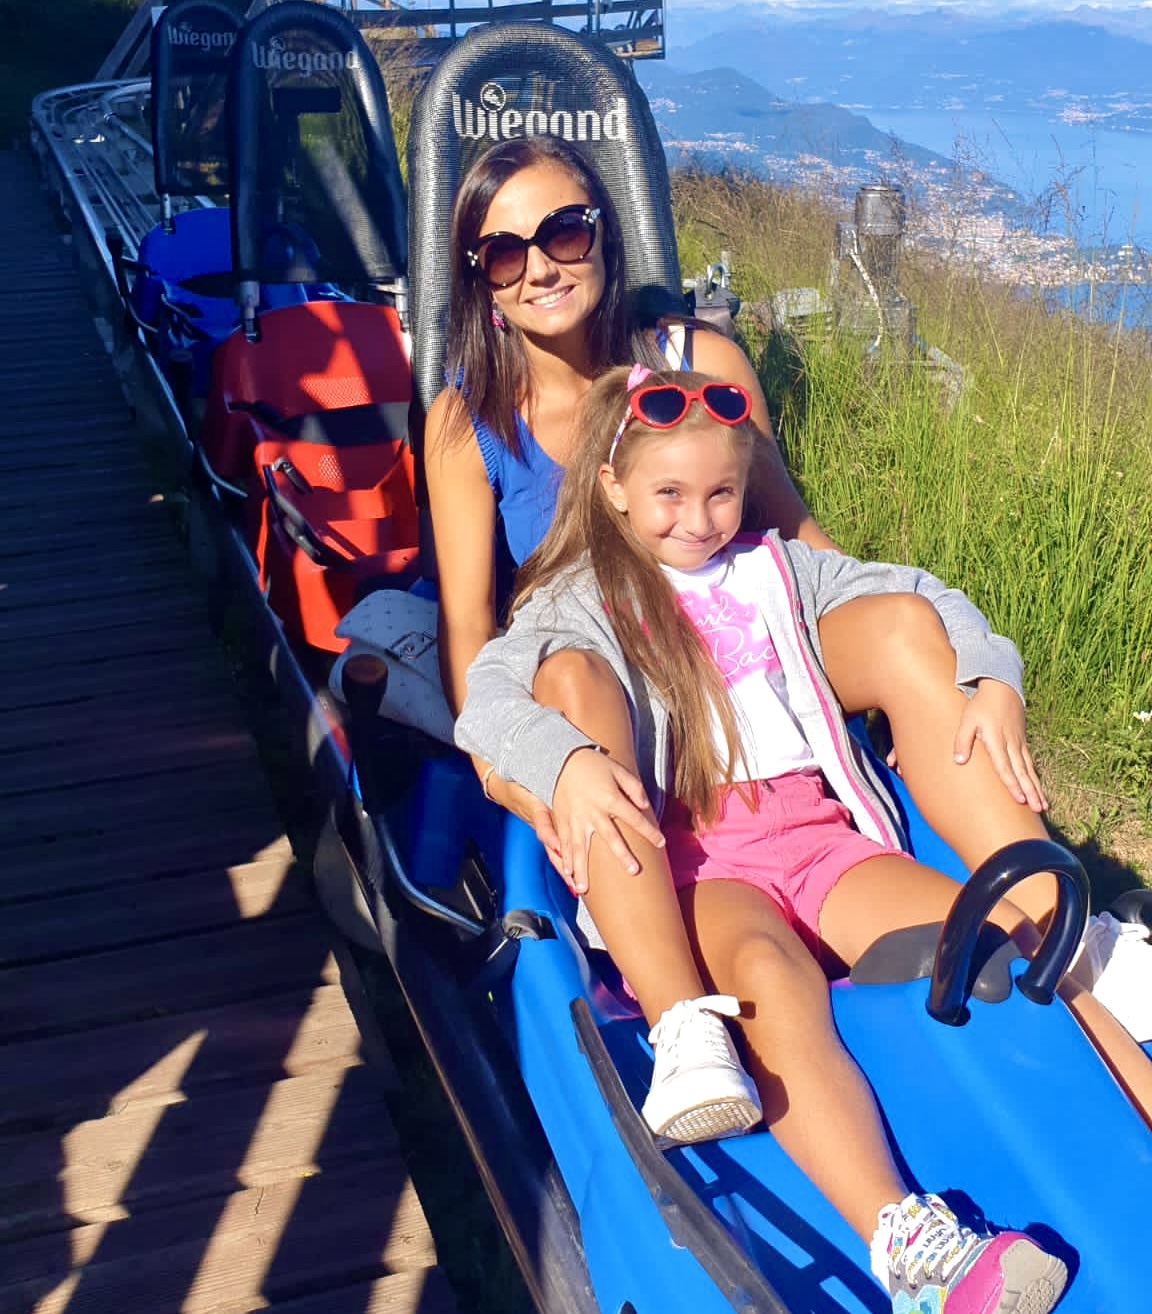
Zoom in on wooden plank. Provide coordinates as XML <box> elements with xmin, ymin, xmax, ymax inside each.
<box><xmin>0</xmin><ymin>918</ymin><xmax>341</xmax><ymax>1040</ymax></box>
<box><xmin>0</xmin><ymin>826</ymin><xmax>294</xmax><ymax>902</ymax></box>
<box><xmin>0</xmin><ymin>154</ymin><xmax>454</xmax><ymax>1314</ymax></box>
<box><xmin>0</xmin><ymin>855</ymin><xmax>308</xmax><ymax>966</ymax></box>
<box><xmin>0</xmin><ymin>521</ymin><xmax>175</xmax><ymax>560</ymax></box>
<box><xmin>0</xmin><ymin>1067</ymin><xmax>396</xmax><ymax>1240</ymax></box>
<box><xmin>0</xmin><ymin>425</ymin><xmax>139</xmax><ymax>460</ymax></box>
<box><xmin>0</xmin><ymin>718</ymin><xmax>261</xmax><ymax>796</ymax></box>
<box><xmin>0</xmin><ymin>444</ymin><xmax>161</xmax><ymax>476</ymax></box>
<box><xmin>0</xmin><ymin>414</ymin><xmax>133</xmax><ymax>444</ymax></box>
<box><xmin>0</xmin><ymin>571</ymin><xmax>178</xmax><ymax>615</ymax></box>
<box><xmin>0</xmin><ymin>713</ymin><xmax>256</xmax><ymax>788</ymax></box>
<box><xmin>0</xmin><ymin>1161</ymin><xmax>438</xmax><ymax>1312</ymax></box>
<box><xmin>0</xmin><ymin>984</ymin><xmax>379</xmax><ymax>1134</ymax></box>
<box><xmin>0</xmin><ymin>690</ymin><xmax>240</xmax><ymax>753</ymax></box>
<box><xmin>0</xmin><ymin>470</ymin><xmax>155</xmax><ymax>507</ymax></box>
<box><xmin>0</xmin><ymin>407</ymin><xmax>137</xmax><ymax>436</ymax></box>
<box><xmin>0</xmin><ymin>650</ymin><xmax>236</xmax><ymax>712</ymax></box>
<box><xmin>0</xmin><ymin>759</ymin><xmax>276</xmax><ymax>846</ymax></box>
<box><xmin>251</xmin><ymin>1271</ymin><xmax>458</xmax><ymax>1314</ymax></box>
<box><xmin>0</xmin><ymin>494</ymin><xmax>174</xmax><ymax>534</ymax></box>
<box><xmin>0</xmin><ymin>537</ymin><xmax>184</xmax><ymax>582</ymax></box>
<box><xmin>0</xmin><ymin>620</ymin><xmax>227</xmax><ymax>683</ymax></box>
<box><xmin>0</xmin><ymin>363</ymin><xmax>116</xmax><ymax>400</ymax></box>
<box><xmin>0</xmin><ymin>339</ymin><xmax>100</xmax><ymax>359</ymax></box>
<box><xmin>0</xmin><ymin>585</ymin><xmax>205</xmax><ymax>642</ymax></box>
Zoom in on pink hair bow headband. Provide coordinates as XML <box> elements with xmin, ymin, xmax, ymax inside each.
<box><xmin>606</xmin><ymin>364</ymin><xmax>654</xmax><ymax>467</ymax></box>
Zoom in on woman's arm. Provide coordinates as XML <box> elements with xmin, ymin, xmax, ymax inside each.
<box><xmin>425</xmin><ymin>391</ymin><xmax>664</xmax><ymax>876</ymax></box>
<box><xmin>423</xmin><ymin>388</ymin><xmax>501</xmax><ymax>716</ymax></box>
<box><xmin>424</xmin><ymin>388</ymin><xmax>578</xmax><ymax>848</ymax></box>
<box><xmin>455</xmin><ymin>582</ymin><xmax>616</xmax><ymax>803</ymax></box>
<box><xmin>456</xmin><ymin>586</ymin><xmax>668</xmax><ymax>888</ymax></box>
<box><xmin>689</xmin><ymin>329</ymin><xmax>838</xmax><ymax>551</ymax></box>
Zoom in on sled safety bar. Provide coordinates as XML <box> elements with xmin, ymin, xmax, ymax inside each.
<box><xmin>105</xmin><ymin>230</ymin><xmax>157</xmax><ymax>337</ymax></box>
<box><xmin>928</xmin><ymin>838</ymin><xmax>1090</xmax><ymax>1026</ymax></box>
<box><xmin>340</xmin><ymin>656</ymin><xmax>491</xmax><ymax>939</ymax></box>
<box><xmin>262</xmin><ymin>463</ymin><xmax>354</xmax><ymax>570</ymax></box>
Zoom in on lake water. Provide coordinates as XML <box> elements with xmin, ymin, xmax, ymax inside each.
<box><xmin>876</xmin><ymin>109</ymin><xmax>1152</xmax><ymax>251</ymax></box>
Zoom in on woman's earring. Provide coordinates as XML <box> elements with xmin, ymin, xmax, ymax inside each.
<box><xmin>490</xmin><ymin>301</ymin><xmax>507</xmax><ymax>332</ymax></box>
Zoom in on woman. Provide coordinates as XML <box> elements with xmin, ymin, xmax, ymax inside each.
<box><xmin>422</xmin><ymin>136</ymin><xmax>1151</xmax><ymax>1079</ymax></box>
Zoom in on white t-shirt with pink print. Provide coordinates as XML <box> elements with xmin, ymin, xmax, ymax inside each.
<box><xmin>662</xmin><ymin>549</ymin><xmax>817</xmax><ymax>783</ymax></box>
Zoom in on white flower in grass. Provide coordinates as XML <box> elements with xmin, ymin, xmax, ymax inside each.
<box><xmin>1134</xmin><ymin>710</ymin><xmax>1152</xmax><ymax>724</ymax></box>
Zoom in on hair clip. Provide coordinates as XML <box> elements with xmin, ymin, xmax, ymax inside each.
<box><xmin>607</xmin><ymin>364</ymin><xmax>655</xmax><ymax>467</ymax></box>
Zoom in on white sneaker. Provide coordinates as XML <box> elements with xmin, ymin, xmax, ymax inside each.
<box><xmin>1067</xmin><ymin>911</ymin><xmax>1152</xmax><ymax>1043</ymax></box>
<box><xmin>640</xmin><ymin>995</ymin><xmax>762</xmax><ymax>1144</ymax></box>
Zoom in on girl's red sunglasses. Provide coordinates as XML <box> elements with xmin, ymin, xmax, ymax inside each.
<box><xmin>607</xmin><ymin>382</ymin><xmax>752</xmax><ymax>466</ymax></box>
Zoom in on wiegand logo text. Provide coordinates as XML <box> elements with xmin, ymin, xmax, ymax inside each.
<box><xmin>169</xmin><ymin>23</ymin><xmax>235</xmax><ymax>50</ymax></box>
<box><xmin>452</xmin><ymin>90</ymin><xmax>629</xmax><ymax>143</ymax></box>
<box><xmin>251</xmin><ymin>35</ymin><xmax>359</xmax><ymax>75</ymax></box>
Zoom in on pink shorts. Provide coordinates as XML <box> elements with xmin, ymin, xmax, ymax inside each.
<box><xmin>663</xmin><ymin>769</ymin><xmax>909</xmax><ymax>953</ymax></box>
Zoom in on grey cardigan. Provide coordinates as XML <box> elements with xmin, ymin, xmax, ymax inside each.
<box><xmin>455</xmin><ymin>531</ymin><xmax>1025</xmax><ymax>851</ymax></box>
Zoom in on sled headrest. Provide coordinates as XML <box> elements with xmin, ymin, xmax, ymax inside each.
<box><xmin>150</xmin><ymin>0</ymin><xmax>240</xmax><ymax>198</ymax></box>
<box><xmin>407</xmin><ymin>22</ymin><xmax>682</xmax><ymax>414</ymax></box>
<box><xmin>229</xmin><ymin>1</ymin><xmax>407</xmax><ymax>288</ymax></box>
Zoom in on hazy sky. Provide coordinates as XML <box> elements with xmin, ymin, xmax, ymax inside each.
<box><xmin>696</xmin><ymin>2</ymin><xmax>1152</xmax><ymax>9</ymax></box>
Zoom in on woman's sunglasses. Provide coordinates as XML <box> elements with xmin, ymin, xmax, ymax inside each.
<box><xmin>466</xmin><ymin>203</ymin><xmax>602</xmax><ymax>290</ymax></box>
<box><xmin>607</xmin><ymin>382</ymin><xmax>752</xmax><ymax>466</ymax></box>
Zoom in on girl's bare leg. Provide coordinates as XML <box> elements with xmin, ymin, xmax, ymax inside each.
<box><xmin>679</xmin><ymin>879</ymin><xmax>910</xmax><ymax>1240</ymax></box>
<box><xmin>822</xmin><ymin>855</ymin><xmax>1152</xmax><ymax>1125</ymax></box>
<box><xmin>533</xmin><ymin>649</ymin><xmax>706</xmax><ymax>1024</ymax></box>
<box><xmin>818</xmin><ymin>593</ymin><xmax>1058</xmax><ymax>924</ymax></box>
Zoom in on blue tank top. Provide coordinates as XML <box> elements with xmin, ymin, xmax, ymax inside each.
<box><xmin>469</xmin><ymin>326</ymin><xmax>693</xmax><ymax>565</ymax></box>
<box><xmin>472</xmin><ymin>410</ymin><xmax>564</xmax><ymax>566</ymax></box>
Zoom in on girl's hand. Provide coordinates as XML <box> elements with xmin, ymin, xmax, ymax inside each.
<box><xmin>954</xmin><ymin>680</ymin><xmax>1048</xmax><ymax>813</ymax></box>
<box><xmin>551</xmin><ymin>747</ymin><xmax>665</xmax><ymax>895</ymax></box>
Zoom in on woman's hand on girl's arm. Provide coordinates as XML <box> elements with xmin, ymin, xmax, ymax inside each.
<box><xmin>481</xmin><ymin>767</ymin><xmax>565</xmax><ymax>873</ymax></box>
<box><xmin>954</xmin><ymin>679</ymin><xmax>1049</xmax><ymax>813</ymax></box>
<box><xmin>551</xmin><ymin>746</ymin><xmax>665</xmax><ymax>895</ymax></box>
<box><xmin>481</xmin><ymin>754</ymin><xmax>664</xmax><ymax>895</ymax></box>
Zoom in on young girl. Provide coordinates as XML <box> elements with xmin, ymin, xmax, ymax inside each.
<box><xmin>454</xmin><ymin>365</ymin><xmax>1080</xmax><ymax>1314</ymax></box>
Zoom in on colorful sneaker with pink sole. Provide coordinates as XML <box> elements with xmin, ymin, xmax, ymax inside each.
<box><xmin>871</xmin><ymin>1193</ymin><xmax>1067</xmax><ymax>1314</ymax></box>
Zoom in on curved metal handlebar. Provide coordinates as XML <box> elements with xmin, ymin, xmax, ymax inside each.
<box><xmin>928</xmin><ymin>838</ymin><xmax>1089</xmax><ymax>1026</ymax></box>
<box><xmin>341</xmin><ymin>659</ymin><xmax>487</xmax><ymax>939</ymax></box>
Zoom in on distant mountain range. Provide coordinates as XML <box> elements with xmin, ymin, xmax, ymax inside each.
<box><xmin>660</xmin><ymin>7</ymin><xmax>1152</xmax><ymax>126</ymax></box>
<box><xmin>638</xmin><ymin>64</ymin><xmax>946</xmax><ymax>174</ymax></box>
<box><xmin>633</xmin><ymin>5</ymin><xmax>1151</xmax><ymax>237</ymax></box>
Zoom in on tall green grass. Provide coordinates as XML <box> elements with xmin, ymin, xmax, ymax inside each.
<box><xmin>673</xmin><ymin>167</ymin><xmax>1152</xmax><ymax>814</ymax></box>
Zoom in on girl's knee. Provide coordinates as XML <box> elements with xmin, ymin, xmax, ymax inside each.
<box><xmin>859</xmin><ymin>595</ymin><xmax>958</xmax><ymax>706</ymax></box>
<box><xmin>821</xmin><ymin>594</ymin><xmax>956</xmax><ymax>713</ymax></box>
<box><xmin>875</xmin><ymin>594</ymin><xmax>951</xmax><ymax>662</ymax></box>
<box><xmin>534</xmin><ymin>649</ymin><xmax>622</xmax><ymax>713</ymax></box>
<box><xmin>729</xmin><ymin>927</ymin><xmax>827</xmax><ymax>1002</ymax></box>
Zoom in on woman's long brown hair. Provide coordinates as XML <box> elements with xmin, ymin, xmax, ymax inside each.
<box><xmin>443</xmin><ymin>138</ymin><xmax>681</xmax><ymax>456</ymax></box>
<box><xmin>513</xmin><ymin>368</ymin><xmax>764</xmax><ymax>825</ymax></box>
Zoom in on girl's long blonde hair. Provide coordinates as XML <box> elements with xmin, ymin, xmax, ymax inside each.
<box><xmin>513</xmin><ymin>367</ymin><xmax>768</xmax><ymax>824</ymax></box>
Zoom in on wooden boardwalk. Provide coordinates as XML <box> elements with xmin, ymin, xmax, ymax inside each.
<box><xmin>0</xmin><ymin>149</ymin><xmax>456</xmax><ymax>1314</ymax></box>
